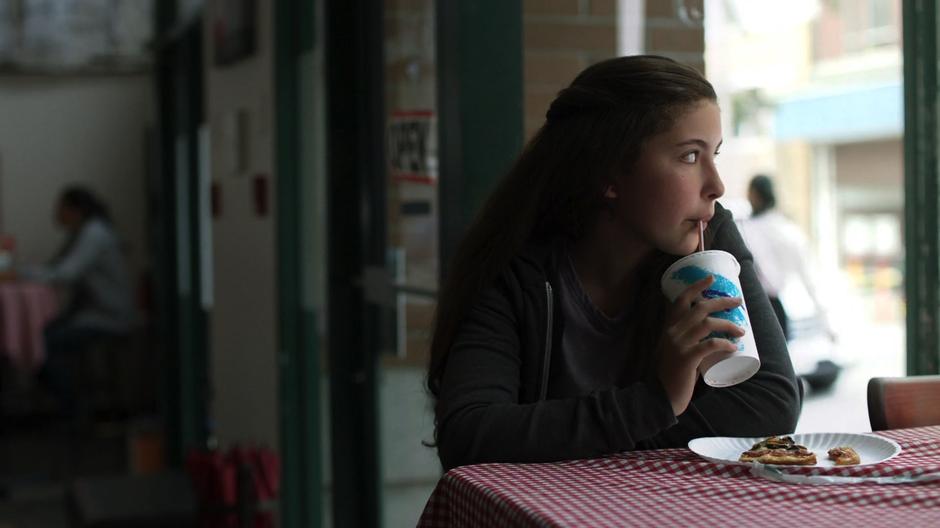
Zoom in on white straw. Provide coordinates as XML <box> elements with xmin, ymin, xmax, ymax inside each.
<box><xmin>698</xmin><ymin>221</ymin><xmax>705</xmax><ymax>252</ymax></box>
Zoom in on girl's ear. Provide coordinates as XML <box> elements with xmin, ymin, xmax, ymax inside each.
<box><xmin>604</xmin><ymin>185</ymin><xmax>619</xmax><ymax>199</ymax></box>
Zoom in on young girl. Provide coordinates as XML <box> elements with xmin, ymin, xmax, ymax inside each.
<box><xmin>427</xmin><ymin>55</ymin><xmax>802</xmax><ymax>471</ymax></box>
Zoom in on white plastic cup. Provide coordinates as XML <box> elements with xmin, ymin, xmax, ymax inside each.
<box><xmin>660</xmin><ymin>250</ymin><xmax>761</xmax><ymax>387</ymax></box>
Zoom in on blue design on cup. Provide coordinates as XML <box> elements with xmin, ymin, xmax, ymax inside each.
<box><xmin>671</xmin><ymin>265</ymin><xmax>748</xmax><ymax>345</ymax></box>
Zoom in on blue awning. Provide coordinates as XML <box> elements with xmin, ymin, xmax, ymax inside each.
<box><xmin>774</xmin><ymin>81</ymin><xmax>902</xmax><ymax>142</ymax></box>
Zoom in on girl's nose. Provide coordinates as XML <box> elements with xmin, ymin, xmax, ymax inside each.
<box><xmin>703</xmin><ymin>162</ymin><xmax>724</xmax><ymax>200</ymax></box>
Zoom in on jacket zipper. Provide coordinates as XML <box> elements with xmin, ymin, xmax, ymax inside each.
<box><xmin>539</xmin><ymin>281</ymin><xmax>554</xmax><ymax>400</ymax></box>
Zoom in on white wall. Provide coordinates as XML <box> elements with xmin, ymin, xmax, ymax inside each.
<box><xmin>0</xmin><ymin>75</ymin><xmax>152</xmax><ymax>277</ymax></box>
<box><xmin>204</xmin><ymin>1</ymin><xmax>278</xmax><ymax>448</ymax></box>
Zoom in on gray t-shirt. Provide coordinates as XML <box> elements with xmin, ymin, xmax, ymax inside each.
<box><xmin>547</xmin><ymin>248</ymin><xmax>638</xmax><ymax>398</ymax></box>
<box><xmin>25</xmin><ymin>218</ymin><xmax>136</xmax><ymax>333</ymax></box>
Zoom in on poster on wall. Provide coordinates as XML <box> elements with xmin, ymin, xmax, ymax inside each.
<box><xmin>0</xmin><ymin>0</ymin><xmax>152</xmax><ymax>73</ymax></box>
<box><xmin>388</xmin><ymin>110</ymin><xmax>437</xmax><ymax>185</ymax></box>
<box><xmin>212</xmin><ymin>0</ymin><xmax>256</xmax><ymax>66</ymax></box>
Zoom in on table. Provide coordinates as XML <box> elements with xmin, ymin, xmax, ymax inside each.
<box><xmin>0</xmin><ymin>281</ymin><xmax>58</xmax><ymax>371</ymax></box>
<box><xmin>418</xmin><ymin>426</ymin><xmax>940</xmax><ymax>527</ymax></box>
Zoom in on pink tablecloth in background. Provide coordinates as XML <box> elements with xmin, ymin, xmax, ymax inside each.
<box><xmin>419</xmin><ymin>426</ymin><xmax>940</xmax><ymax>527</ymax></box>
<box><xmin>0</xmin><ymin>281</ymin><xmax>58</xmax><ymax>371</ymax></box>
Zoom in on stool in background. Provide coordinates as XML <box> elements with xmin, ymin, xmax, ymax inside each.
<box><xmin>77</xmin><ymin>334</ymin><xmax>129</xmax><ymax>421</ymax></box>
<box><xmin>68</xmin><ymin>471</ymin><xmax>197</xmax><ymax>528</ymax></box>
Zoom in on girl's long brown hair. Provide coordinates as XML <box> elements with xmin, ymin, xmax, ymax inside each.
<box><xmin>427</xmin><ymin>55</ymin><xmax>718</xmax><ymax>406</ymax></box>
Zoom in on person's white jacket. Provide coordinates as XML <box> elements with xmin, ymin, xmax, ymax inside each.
<box><xmin>735</xmin><ymin>210</ymin><xmax>835</xmax><ymax>338</ymax></box>
<box><xmin>25</xmin><ymin>218</ymin><xmax>136</xmax><ymax>333</ymax></box>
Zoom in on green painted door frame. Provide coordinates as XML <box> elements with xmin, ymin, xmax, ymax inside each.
<box><xmin>152</xmin><ymin>1</ymin><xmax>181</xmax><ymax>465</ymax></box>
<box><xmin>903</xmin><ymin>0</ymin><xmax>940</xmax><ymax>375</ymax></box>
<box><xmin>321</xmin><ymin>0</ymin><xmax>522</xmax><ymax>525</ymax></box>
<box><xmin>177</xmin><ymin>20</ymin><xmax>210</xmax><ymax>462</ymax></box>
<box><xmin>437</xmin><ymin>1</ymin><xmax>524</xmax><ymax>271</ymax></box>
<box><xmin>275</xmin><ymin>0</ymin><xmax>322</xmax><ymax>526</ymax></box>
<box><xmin>324</xmin><ymin>0</ymin><xmax>382</xmax><ymax>524</ymax></box>
<box><xmin>153</xmin><ymin>7</ymin><xmax>209</xmax><ymax>465</ymax></box>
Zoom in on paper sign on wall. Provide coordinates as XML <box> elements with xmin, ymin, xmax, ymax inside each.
<box><xmin>388</xmin><ymin>110</ymin><xmax>437</xmax><ymax>185</ymax></box>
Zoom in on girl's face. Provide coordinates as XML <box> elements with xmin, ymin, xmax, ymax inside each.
<box><xmin>612</xmin><ymin>100</ymin><xmax>724</xmax><ymax>256</ymax></box>
<box><xmin>56</xmin><ymin>203</ymin><xmax>83</xmax><ymax>231</ymax></box>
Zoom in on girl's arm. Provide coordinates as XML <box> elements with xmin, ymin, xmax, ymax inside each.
<box><xmin>24</xmin><ymin>222</ymin><xmax>107</xmax><ymax>285</ymax></box>
<box><xmin>436</xmin><ymin>281</ymin><xmax>678</xmax><ymax>471</ymax></box>
<box><xmin>638</xmin><ymin>210</ymin><xmax>803</xmax><ymax>449</ymax></box>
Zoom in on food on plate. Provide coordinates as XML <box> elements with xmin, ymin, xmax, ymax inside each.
<box><xmin>827</xmin><ymin>446</ymin><xmax>861</xmax><ymax>466</ymax></box>
<box><xmin>738</xmin><ymin>435</ymin><xmax>817</xmax><ymax>465</ymax></box>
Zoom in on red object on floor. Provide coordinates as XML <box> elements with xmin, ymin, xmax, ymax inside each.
<box><xmin>211</xmin><ymin>181</ymin><xmax>222</xmax><ymax>218</ymax></box>
<box><xmin>252</xmin><ymin>174</ymin><xmax>268</xmax><ymax>217</ymax></box>
<box><xmin>185</xmin><ymin>446</ymin><xmax>280</xmax><ymax>528</ymax></box>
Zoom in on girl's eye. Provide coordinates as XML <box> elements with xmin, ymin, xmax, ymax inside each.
<box><xmin>680</xmin><ymin>151</ymin><xmax>699</xmax><ymax>163</ymax></box>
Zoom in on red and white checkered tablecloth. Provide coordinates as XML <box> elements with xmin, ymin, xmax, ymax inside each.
<box><xmin>418</xmin><ymin>427</ymin><xmax>940</xmax><ymax>527</ymax></box>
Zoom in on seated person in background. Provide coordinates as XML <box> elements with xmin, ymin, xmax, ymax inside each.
<box><xmin>21</xmin><ymin>185</ymin><xmax>135</xmax><ymax>418</ymax></box>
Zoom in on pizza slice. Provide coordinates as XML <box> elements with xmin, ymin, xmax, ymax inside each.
<box><xmin>748</xmin><ymin>435</ymin><xmax>796</xmax><ymax>450</ymax></box>
<box><xmin>827</xmin><ymin>446</ymin><xmax>861</xmax><ymax>466</ymax></box>
<box><xmin>739</xmin><ymin>446</ymin><xmax>818</xmax><ymax>465</ymax></box>
<box><xmin>738</xmin><ymin>436</ymin><xmax>818</xmax><ymax>465</ymax></box>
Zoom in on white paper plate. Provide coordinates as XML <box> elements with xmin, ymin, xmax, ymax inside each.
<box><xmin>688</xmin><ymin>432</ymin><xmax>902</xmax><ymax>468</ymax></box>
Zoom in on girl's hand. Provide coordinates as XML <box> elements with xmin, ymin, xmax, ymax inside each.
<box><xmin>657</xmin><ymin>275</ymin><xmax>745</xmax><ymax>416</ymax></box>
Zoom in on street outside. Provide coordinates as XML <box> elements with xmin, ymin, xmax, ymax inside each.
<box><xmin>794</xmin><ymin>320</ymin><xmax>904</xmax><ymax>433</ymax></box>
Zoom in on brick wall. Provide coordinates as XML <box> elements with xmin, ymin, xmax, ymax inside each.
<box><xmin>384</xmin><ymin>0</ymin><xmax>438</xmax><ymax>364</ymax></box>
<box><xmin>523</xmin><ymin>0</ymin><xmax>705</xmax><ymax>139</ymax></box>
<box><xmin>644</xmin><ymin>0</ymin><xmax>705</xmax><ymax>72</ymax></box>
<box><xmin>523</xmin><ymin>0</ymin><xmax>617</xmax><ymax>138</ymax></box>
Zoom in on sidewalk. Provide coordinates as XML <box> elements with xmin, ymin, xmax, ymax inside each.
<box><xmin>796</xmin><ymin>321</ymin><xmax>904</xmax><ymax>433</ymax></box>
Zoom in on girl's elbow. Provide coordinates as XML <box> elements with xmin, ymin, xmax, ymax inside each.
<box><xmin>748</xmin><ymin>380</ymin><xmax>802</xmax><ymax>436</ymax></box>
<box><xmin>780</xmin><ymin>404</ymin><xmax>801</xmax><ymax>434</ymax></box>
<box><xmin>437</xmin><ymin>435</ymin><xmax>460</xmax><ymax>472</ymax></box>
<box><xmin>436</xmin><ymin>420</ymin><xmax>475</xmax><ymax>472</ymax></box>
<box><xmin>772</xmin><ymin>383</ymin><xmax>803</xmax><ymax>434</ymax></box>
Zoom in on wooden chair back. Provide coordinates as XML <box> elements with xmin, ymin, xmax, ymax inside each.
<box><xmin>868</xmin><ymin>375</ymin><xmax>940</xmax><ymax>431</ymax></box>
